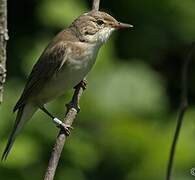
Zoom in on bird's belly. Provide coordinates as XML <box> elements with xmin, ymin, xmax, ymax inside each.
<box><xmin>36</xmin><ymin>56</ymin><xmax>96</xmax><ymax>104</ymax></box>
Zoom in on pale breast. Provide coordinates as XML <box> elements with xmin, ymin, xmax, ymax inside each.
<box><xmin>35</xmin><ymin>43</ymin><xmax>99</xmax><ymax>104</ymax></box>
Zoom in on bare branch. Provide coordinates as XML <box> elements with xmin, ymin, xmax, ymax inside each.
<box><xmin>44</xmin><ymin>83</ymin><xmax>85</xmax><ymax>180</ymax></box>
<box><xmin>166</xmin><ymin>42</ymin><xmax>195</xmax><ymax>180</ymax></box>
<box><xmin>0</xmin><ymin>0</ymin><xmax>8</xmax><ymax>104</ymax></box>
<box><xmin>92</xmin><ymin>0</ymin><xmax>100</xmax><ymax>11</ymax></box>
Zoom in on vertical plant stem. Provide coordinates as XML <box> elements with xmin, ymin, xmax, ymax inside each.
<box><xmin>166</xmin><ymin>43</ymin><xmax>195</xmax><ymax>180</ymax></box>
<box><xmin>0</xmin><ymin>0</ymin><xmax>8</xmax><ymax>104</ymax></box>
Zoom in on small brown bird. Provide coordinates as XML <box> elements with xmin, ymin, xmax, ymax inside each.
<box><xmin>2</xmin><ymin>10</ymin><xmax>132</xmax><ymax>160</ymax></box>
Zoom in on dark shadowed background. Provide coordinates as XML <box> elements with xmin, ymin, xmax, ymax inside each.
<box><xmin>0</xmin><ymin>0</ymin><xmax>195</xmax><ymax>179</ymax></box>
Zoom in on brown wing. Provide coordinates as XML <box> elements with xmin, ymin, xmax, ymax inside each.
<box><xmin>13</xmin><ymin>41</ymin><xmax>67</xmax><ymax>112</ymax></box>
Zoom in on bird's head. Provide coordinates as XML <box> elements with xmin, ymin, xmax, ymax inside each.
<box><xmin>70</xmin><ymin>10</ymin><xmax>133</xmax><ymax>45</ymax></box>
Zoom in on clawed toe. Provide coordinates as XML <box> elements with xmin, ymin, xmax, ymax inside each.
<box><xmin>59</xmin><ymin>123</ymin><xmax>73</xmax><ymax>136</ymax></box>
<box><xmin>74</xmin><ymin>79</ymin><xmax>87</xmax><ymax>90</ymax></box>
<box><xmin>53</xmin><ymin>118</ymin><xmax>73</xmax><ymax>136</ymax></box>
<box><xmin>80</xmin><ymin>79</ymin><xmax>87</xmax><ymax>89</ymax></box>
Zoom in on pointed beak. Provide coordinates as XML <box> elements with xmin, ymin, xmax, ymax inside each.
<box><xmin>113</xmin><ymin>22</ymin><xmax>134</xmax><ymax>29</ymax></box>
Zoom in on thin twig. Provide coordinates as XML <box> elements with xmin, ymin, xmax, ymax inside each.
<box><xmin>44</xmin><ymin>84</ymin><xmax>85</xmax><ymax>180</ymax></box>
<box><xmin>92</xmin><ymin>0</ymin><xmax>100</xmax><ymax>11</ymax></box>
<box><xmin>166</xmin><ymin>42</ymin><xmax>195</xmax><ymax>180</ymax></box>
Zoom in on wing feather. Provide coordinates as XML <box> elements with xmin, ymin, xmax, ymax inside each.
<box><xmin>14</xmin><ymin>41</ymin><xmax>67</xmax><ymax>112</ymax></box>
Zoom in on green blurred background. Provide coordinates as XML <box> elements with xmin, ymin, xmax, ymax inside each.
<box><xmin>1</xmin><ymin>0</ymin><xmax>195</xmax><ymax>179</ymax></box>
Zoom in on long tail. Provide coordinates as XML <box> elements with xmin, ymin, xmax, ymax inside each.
<box><xmin>2</xmin><ymin>103</ymin><xmax>37</xmax><ymax>160</ymax></box>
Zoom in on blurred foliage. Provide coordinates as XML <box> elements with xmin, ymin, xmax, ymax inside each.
<box><xmin>1</xmin><ymin>0</ymin><xmax>195</xmax><ymax>180</ymax></box>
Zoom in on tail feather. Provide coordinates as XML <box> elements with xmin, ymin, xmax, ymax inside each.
<box><xmin>2</xmin><ymin>103</ymin><xmax>37</xmax><ymax>161</ymax></box>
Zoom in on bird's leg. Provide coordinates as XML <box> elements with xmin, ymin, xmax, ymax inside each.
<box><xmin>68</xmin><ymin>79</ymin><xmax>87</xmax><ymax>112</ymax></box>
<box><xmin>66</xmin><ymin>93</ymin><xmax>80</xmax><ymax>113</ymax></box>
<box><xmin>39</xmin><ymin>106</ymin><xmax>73</xmax><ymax>136</ymax></box>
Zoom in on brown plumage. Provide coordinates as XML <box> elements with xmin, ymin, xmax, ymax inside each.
<box><xmin>2</xmin><ymin>10</ymin><xmax>132</xmax><ymax>160</ymax></box>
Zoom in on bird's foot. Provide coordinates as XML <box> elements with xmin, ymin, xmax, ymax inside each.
<box><xmin>74</xmin><ymin>79</ymin><xmax>87</xmax><ymax>90</ymax></box>
<box><xmin>59</xmin><ymin>123</ymin><xmax>73</xmax><ymax>136</ymax></box>
<box><xmin>53</xmin><ymin>118</ymin><xmax>73</xmax><ymax>136</ymax></box>
<box><xmin>80</xmin><ymin>79</ymin><xmax>87</xmax><ymax>89</ymax></box>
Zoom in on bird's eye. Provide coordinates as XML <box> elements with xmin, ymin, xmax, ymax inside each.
<box><xmin>84</xmin><ymin>31</ymin><xmax>90</xmax><ymax>35</ymax></box>
<box><xmin>84</xmin><ymin>31</ymin><xmax>96</xmax><ymax>35</ymax></box>
<box><xmin>96</xmin><ymin>20</ymin><xmax>104</xmax><ymax>26</ymax></box>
